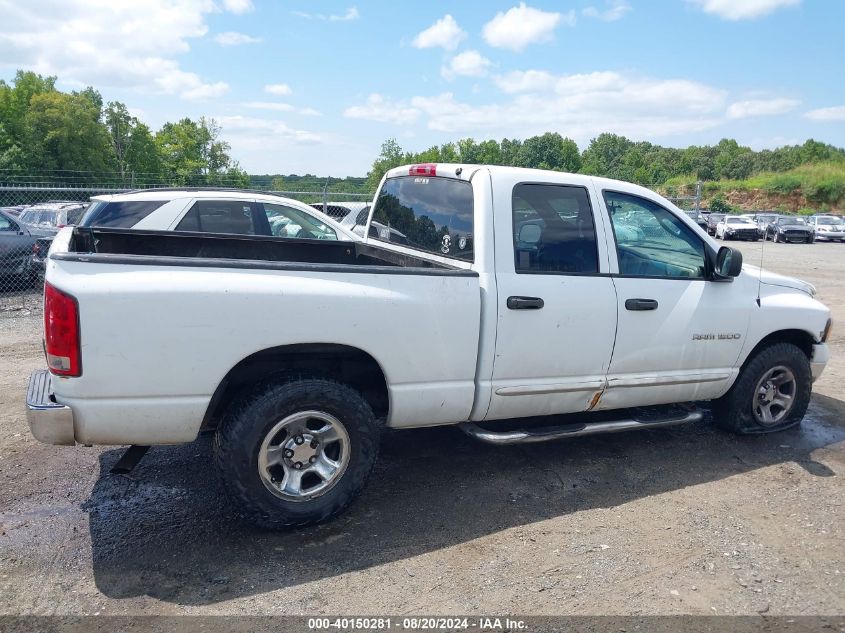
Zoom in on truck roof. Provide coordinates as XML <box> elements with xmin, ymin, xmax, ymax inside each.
<box><xmin>384</xmin><ymin>163</ymin><xmax>672</xmax><ymax>205</ymax></box>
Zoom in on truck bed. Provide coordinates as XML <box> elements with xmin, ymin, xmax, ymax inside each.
<box><xmin>60</xmin><ymin>227</ymin><xmax>467</xmax><ymax>274</ymax></box>
<box><xmin>45</xmin><ymin>226</ymin><xmax>482</xmax><ymax>444</ymax></box>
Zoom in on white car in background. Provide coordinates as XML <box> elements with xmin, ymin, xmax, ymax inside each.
<box><xmin>79</xmin><ymin>189</ymin><xmax>356</xmax><ymax>241</ymax></box>
<box><xmin>808</xmin><ymin>215</ymin><xmax>845</xmax><ymax>242</ymax></box>
<box><xmin>715</xmin><ymin>215</ymin><xmax>760</xmax><ymax>241</ymax></box>
<box><xmin>310</xmin><ymin>201</ymin><xmax>409</xmax><ymax>244</ymax></box>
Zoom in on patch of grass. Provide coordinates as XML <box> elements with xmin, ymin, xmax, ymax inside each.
<box><xmin>658</xmin><ymin>162</ymin><xmax>845</xmax><ymax>209</ymax></box>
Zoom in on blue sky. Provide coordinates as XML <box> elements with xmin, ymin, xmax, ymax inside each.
<box><xmin>1</xmin><ymin>0</ymin><xmax>844</xmax><ymax>176</ymax></box>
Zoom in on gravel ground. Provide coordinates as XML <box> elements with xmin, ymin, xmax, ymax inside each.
<box><xmin>0</xmin><ymin>240</ymin><xmax>843</xmax><ymax>617</ymax></box>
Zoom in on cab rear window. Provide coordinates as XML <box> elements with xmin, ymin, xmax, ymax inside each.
<box><xmin>80</xmin><ymin>200</ymin><xmax>167</xmax><ymax>228</ymax></box>
<box><xmin>372</xmin><ymin>176</ymin><xmax>473</xmax><ymax>261</ymax></box>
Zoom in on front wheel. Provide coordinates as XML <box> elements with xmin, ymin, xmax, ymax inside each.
<box><xmin>712</xmin><ymin>343</ymin><xmax>811</xmax><ymax>434</ymax></box>
<box><xmin>214</xmin><ymin>377</ymin><xmax>380</xmax><ymax>529</ymax></box>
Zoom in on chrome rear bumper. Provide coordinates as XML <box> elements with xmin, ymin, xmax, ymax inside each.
<box><xmin>26</xmin><ymin>369</ymin><xmax>75</xmax><ymax>445</ymax></box>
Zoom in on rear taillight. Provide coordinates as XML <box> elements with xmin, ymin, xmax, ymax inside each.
<box><xmin>44</xmin><ymin>283</ymin><xmax>81</xmax><ymax>377</ymax></box>
<box><xmin>409</xmin><ymin>163</ymin><xmax>437</xmax><ymax>177</ymax></box>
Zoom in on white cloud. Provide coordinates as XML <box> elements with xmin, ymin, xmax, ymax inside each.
<box><xmin>293</xmin><ymin>7</ymin><xmax>360</xmax><ymax>21</ymax></box>
<box><xmin>181</xmin><ymin>81</ymin><xmax>229</xmax><ymax>100</ymax></box>
<box><xmin>343</xmin><ymin>93</ymin><xmax>421</xmax><ymax>125</ymax></box>
<box><xmin>441</xmin><ymin>50</ymin><xmax>493</xmax><ymax>80</ymax></box>
<box><xmin>805</xmin><ymin>106</ymin><xmax>845</xmax><ymax>122</ymax></box>
<box><xmin>689</xmin><ymin>0</ymin><xmax>800</xmax><ymax>21</ymax></box>
<box><xmin>213</xmin><ymin>31</ymin><xmax>261</xmax><ymax>46</ymax></box>
<box><xmin>726</xmin><ymin>98</ymin><xmax>800</xmax><ymax>119</ymax></box>
<box><xmin>220</xmin><ymin>0</ymin><xmax>254</xmax><ymax>14</ymax></box>
<box><xmin>242</xmin><ymin>101</ymin><xmax>295</xmax><ymax>112</ymax></box>
<box><xmin>0</xmin><ymin>0</ymin><xmax>236</xmax><ymax>100</ymax></box>
<box><xmin>265</xmin><ymin>83</ymin><xmax>292</xmax><ymax>96</ymax></box>
<box><xmin>242</xmin><ymin>101</ymin><xmax>323</xmax><ymax>116</ymax></box>
<box><xmin>371</xmin><ymin>70</ymin><xmax>727</xmax><ymax>143</ymax></box>
<box><xmin>583</xmin><ymin>0</ymin><xmax>632</xmax><ymax>21</ymax></box>
<box><xmin>412</xmin><ymin>14</ymin><xmax>466</xmax><ymax>51</ymax></box>
<box><xmin>215</xmin><ymin>115</ymin><xmax>323</xmax><ymax>145</ymax></box>
<box><xmin>482</xmin><ymin>3</ymin><xmax>574</xmax><ymax>52</ymax></box>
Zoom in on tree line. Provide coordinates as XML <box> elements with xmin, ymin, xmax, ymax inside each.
<box><xmin>366</xmin><ymin>134</ymin><xmax>845</xmax><ymax>194</ymax></box>
<box><xmin>0</xmin><ymin>70</ymin><xmax>249</xmax><ymax>187</ymax></box>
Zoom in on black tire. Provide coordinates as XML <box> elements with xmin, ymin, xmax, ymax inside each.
<box><xmin>807</xmin><ymin>236</ymin><xmax>814</xmax><ymax>244</ymax></box>
<box><xmin>214</xmin><ymin>377</ymin><xmax>379</xmax><ymax>529</ymax></box>
<box><xmin>712</xmin><ymin>343</ymin><xmax>811</xmax><ymax>434</ymax></box>
<box><xmin>774</xmin><ymin>233</ymin><xmax>781</xmax><ymax>243</ymax></box>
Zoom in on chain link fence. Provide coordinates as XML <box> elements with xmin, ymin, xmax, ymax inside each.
<box><xmin>0</xmin><ymin>184</ymin><xmax>372</xmax><ymax>317</ymax></box>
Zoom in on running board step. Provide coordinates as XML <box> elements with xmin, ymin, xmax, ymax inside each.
<box><xmin>460</xmin><ymin>408</ymin><xmax>703</xmax><ymax>445</ymax></box>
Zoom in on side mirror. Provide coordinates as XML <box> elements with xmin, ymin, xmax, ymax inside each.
<box><xmin>714</xmin><ymin>246</ymin><xmax>742</xmax><ymax>280</ymax></box>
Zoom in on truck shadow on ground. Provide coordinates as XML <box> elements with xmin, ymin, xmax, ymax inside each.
<box><xmin>85</xmin><ymin>395</ymin><xmax>844</xmax><ymax>605</ymax></box>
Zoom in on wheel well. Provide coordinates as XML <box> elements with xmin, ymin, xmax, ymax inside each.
<box><xmin>742</xmin><ymin>329</ymin><xmax>814</xmax><ymax>368</ymax></box>
<box><xmin>201</xmin><ymin>344</ymin><xmax>389</xmax><ymax>430</ymax></box>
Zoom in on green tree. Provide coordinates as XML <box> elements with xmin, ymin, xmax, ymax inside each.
<box><xmin>24</xmin><ymin>91</ymin><xmax>114</xmax><ymax>178</ymax></box>
<box><xmin>366</xmin><ymin>138</ymin><xmax>405</xmax><ymax>190</ymax></box>
<box><xmin>516</xmin><ymin>132</ymin><xmax>580</xmax><ymax>171</ymax></box>
<box><xmin>581</xmin><ymin>133</ymin><xmax>634</xmax><ymax>178</ymax></box>
<box><xmin>155</xmin><ymin>116</ymin><xmax>238</xmax><ymax>185</ymax></box>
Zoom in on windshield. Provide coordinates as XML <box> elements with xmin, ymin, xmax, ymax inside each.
<box><xmin>778</xmin><ymin>216</ymin><xmax>806</xmax><ymax>225</ymax></box>
<box><xmin>818</xmin><ymin>217</ymin><xmax>844</xmax><ymax>226</ymax></box>
<box><xmin>726</xmin><ymin>217</ymin><xmax>754</xmax><ymax>224</ymax></box>
<box><xmin>372</xmin><ymin>176</ymin><xmax>474</xmax><ymax>261</ymax></box>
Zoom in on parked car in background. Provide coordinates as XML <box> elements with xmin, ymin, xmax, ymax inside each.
<box><xmin>0</xmin><ymin>209</ymin><xmax>40</xmax><ymax>286</ymax></box>
<box><xmin>764</xmin><ymin>216</ymin><xmax>815</xmax><ymax>243</ymax></box>
<box><xmin>1</xmin><ymin>205</ymin><xmax>27</xmax><ymax>217</ymax></box>
<box><xmin>18</xmin><ymin>202</ymin><xmax>86</xmax><ymax>237</ymax></box>
<box><xmin>752</xmin><ymin>213</ymin><xmax>778</xmax><ymax>238</ymax></box>
<box><xmin>79</xmin><ymin>189</ymin><xmax>355</xmax><ymax>241</ymax></box>
<box><xmin>684</xmin><ymin>209</ymin><xmax>708</xmax><ymax>231</ymax></box>
<box><xmin>808</xmin><ymin>215</ymin><xmax>845</xmax><ymax>242</ymax></box>
<box><xmin>309</xmin><ymin>201</ymin><xmax>409</xmax><ymax>244</ymax></box>
<box><xmin>705</xmin><ymin>213</ymin><xmax>726</xmax><ymax>235</ymax></box>
<box><xmin>715</xmin><ymin>216</ymin><xmax>759</xmax><ymax>241</ymax></box>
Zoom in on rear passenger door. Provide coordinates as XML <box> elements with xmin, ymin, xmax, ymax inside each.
<box><xmin>485</xmin><ymin>176</ymin><xmax>618</xmax><ymax>421</ymax></box>
<box><xmin>174</xmin><ymin>199</ymin><xmax>268</xmax><ymax>235</ymax></box>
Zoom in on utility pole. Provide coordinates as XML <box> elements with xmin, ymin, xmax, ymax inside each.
<box><xmin>694</xmin><ymin>181</ymin><xmax>702</xmax><ymax>211</ymax></box>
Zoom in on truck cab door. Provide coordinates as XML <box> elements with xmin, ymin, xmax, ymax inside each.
<box><xmin>483</xmin><ymin>176</ymin><xmax>618</xmax><ymax>421</ymax></box>
<box><xmin>597</xmin><ymin>189</ymin><xmax>751</xmax><ymax>410</ymax></box>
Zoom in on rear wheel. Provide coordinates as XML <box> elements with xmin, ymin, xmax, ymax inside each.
<box><xmin>712</xmin><ymin>343</ymin><xmax>811</xmax><ymax>434</ymax></box>
<box><xmin>214</xmin><ymin>377</ymin><xmax>379</xmax><ymax>529</ymax></box>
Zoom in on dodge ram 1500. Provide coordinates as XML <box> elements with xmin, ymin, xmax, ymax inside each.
<box><xmin>27</xmin><ymin>164</ymin><xmax>832</xmax><ymax>528</ymax></box>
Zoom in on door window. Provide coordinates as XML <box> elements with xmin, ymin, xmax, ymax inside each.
<box><xmin>263</xmin><ymin>203</ymin><xmax>338</xmax><ymax>240</ymax></box>
<box><xmin>0</xmin><ymin>215</ymin><xmax>14</xmax><ymax>231</ymax></box>
<box><xmin>604</xmin><ymin>191</ymin><xmax>706</xmax><ymax>279</ymax></box>
<box><xmin>512</xmin><ymin>184</ymin><xmax>599</xmax><ymax>274</ymax></box>
<box><xmin>177</xmin><ymin>200</ymin><xmax>257</xmax><ymax>235</ymax></box>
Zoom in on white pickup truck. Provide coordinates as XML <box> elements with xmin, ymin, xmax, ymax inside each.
<box><xmin>28</xmin><ymin>164</ymin><xmax>832</xmax><ymax>528</ymax></box>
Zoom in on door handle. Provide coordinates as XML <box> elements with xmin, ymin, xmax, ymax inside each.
<box><xmin>507</xmin><ymin>296</ymin><xmax>545</xmax><ymax>310</ymax></box>
<box><xmin>625</xmin><ymin>298</ymin><xmax>658</xmax><ymax>311</ymax></box>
